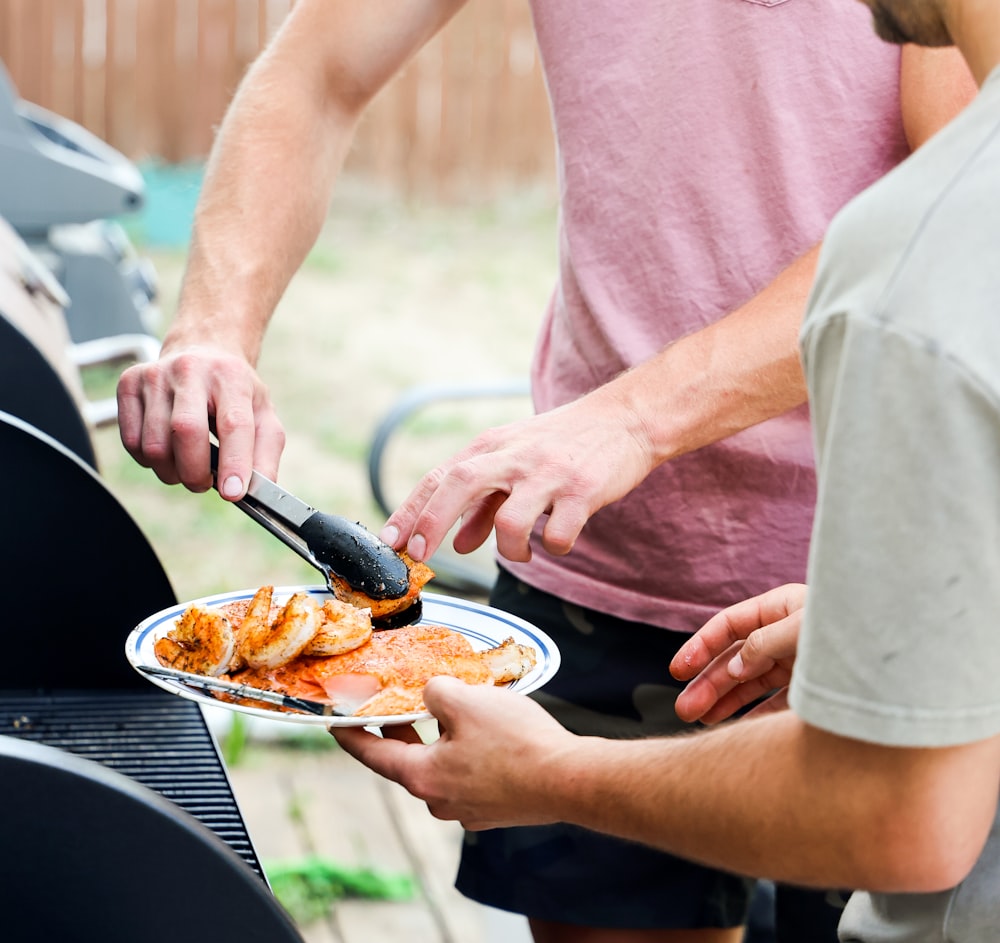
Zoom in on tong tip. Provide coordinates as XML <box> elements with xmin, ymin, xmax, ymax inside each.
<box><xmin>371</xmin><ymin>598</ymin><xmax>423</xmax><ymax>630</ymax></box>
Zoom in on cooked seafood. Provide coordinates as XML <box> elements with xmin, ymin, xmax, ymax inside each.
<box><xmin>328</xmin><ymin>551</ymin><xmax>435</xmax><ymax>620</ymax></box>
<box><xmin>478</xmin><ymin>636</ymin><xmax>540</xmax><ymax>683</ymax></box>
<box><xmin>234</xmin><ymin>585</ymin><xmax>324</xmax><ymax>670</ymax></box>
<box><xmin>153</xmin><ymin>606</ymin><xmax>236</xmax><ymax>677</ymax></box>
<box><xmin>214</xmin><ymin>589</ymin><xmax>374</xmax><ymax>667</ymax></box>
<box><xmin>232</xmin><ymin>622</ymin><xmax>537</xmax><ymax>717</ymax></box>
<box><xmin>303</xmin><ymin>598</ymin><xmax>374</xmax><ymax>656</ymax></box>
<box><xmin>153</xmin><ymin>584</ymin><xmax>538</xmax><ymax>717</ymax></box>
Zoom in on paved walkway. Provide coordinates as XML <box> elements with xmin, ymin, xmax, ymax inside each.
<box><xmin>216</xmin><ymin>713</ymin><xmax>531</xmax><ymax>943</ymax></box>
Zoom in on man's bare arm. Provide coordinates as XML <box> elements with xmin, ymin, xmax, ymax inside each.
<box><xmin>335</xmin><ymin>679</ymin><xmax>1000</xmax><ymax>894</ymax></box>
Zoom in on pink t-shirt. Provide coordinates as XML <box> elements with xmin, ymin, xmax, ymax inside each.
<box><xmin>503</xmin><ymin>0</ymin><xmax>909</xmax><ymax>631</ymax></box>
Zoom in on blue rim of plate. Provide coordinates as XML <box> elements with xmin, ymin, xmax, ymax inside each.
<box><xmin>126</xmin><ymin>587</ymin><xmax>561</xmax><ymax>727</ymax></box>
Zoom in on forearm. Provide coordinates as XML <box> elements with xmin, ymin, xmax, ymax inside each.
<box><xmin>166</xmin><ymin>0</ymin><xmax>466</xmax><ymax>364</ymax></box>
<box><xmin>607</xmin><ymin>246</ymin><xmax>816</xmax><ymax>466</ymax></box>
<box><xmin>168</xmin><ymin>35</ymin><xmax>355</xmax><ymax>363</ymax></box>
<box><xmin>543</xmin><ymin>711</ymin><xmax>998</xmax><ymax>892</ymax></box>
<box><xmin>381</xmin><ymin>247</ymin><xmax>818</xmax><ymax>560</ymax></box>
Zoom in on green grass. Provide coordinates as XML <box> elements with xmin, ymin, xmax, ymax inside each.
<box><xmin>265</xmin><ymin>857</ymin><xmax>416</xmax><ymax>924</ymax></box>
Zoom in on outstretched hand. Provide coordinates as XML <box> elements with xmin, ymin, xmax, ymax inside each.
<box><xmin>332</xmin><ymin>677</ymin><xmax>575</xmax><ymax>831</ymax></box>
<box><xmin>670</xmin><ymin>583</ymin><xmax>806</xmax><ymax>725</ymax></box>
<box><xmin>380</xmin><ymin>384</ymin><xmax>657</xmax><ymax>564</ymax></box>
<box><xmin>117</xmin><ymin>344</ymin><xmax>285</xmax><ymax>500</ymax></box>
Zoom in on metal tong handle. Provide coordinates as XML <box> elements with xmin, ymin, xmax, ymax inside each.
<box><xmin>140</xmin><ymin>664</ymin><xmax>348</xmax><ymax>717</ymax></box>
<box><xmin>231</xmin><ymin>467</ymin><xmax>318</xmax><ymax>569</ymax></box>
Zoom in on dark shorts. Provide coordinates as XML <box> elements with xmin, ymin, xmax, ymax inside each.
<box><xmin>455</xmin><ymin>568</ymin><xmax>753</xmax><ymax>930</ymax></box>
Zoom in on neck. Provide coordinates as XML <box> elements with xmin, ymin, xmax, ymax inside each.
<box><xmin>945</xmin><ymin>0</ymin><xmax>1000</xmax><ymax>84</ymax></box>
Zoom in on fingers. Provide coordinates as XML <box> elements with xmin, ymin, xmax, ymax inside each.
<box><xmin>379</xmin><ymin>722</ymin><xmax>425</xmax><ymax>744</ymax></box>
<box><xmin>675</xmin><ymin>656</ymin><xmax>789</xmax><ymax>725</ymax></box>
<box><xmin>382</xmin><ymin>443</ymin><xmax>593</xmax><ymax>563</ymax></box>
<box><xmin>331</xmin><ymin>725</ymin><xmax>418</xmax><ymax>782</ymax></box>
<box><xmin>329</xmin><ymin>681</ymin><xmax>471</xmax><ymax>804</ymax></box>
<box><xmin>688</xmin><ymin>673</ymin><xmax>789</xmax><ymax>726</ymax></box>
<box><xmin>420</xmin><ymin>674</ymin><xmax>479</xmax><ymax>720</ymax></box>
<box><xmin>673</xmin><ymin>640</ymin><xmax>745</xmax><ymax>723</ymax></box>
<box><xmin>379</xmin><ymin>392</ymin><xmax>656</xmax><ymax>565</ymax></box>
<box><xmin>674</xmin><ymin>630</ymin><xmax>795</xmax><ymax>724</ymax></box>
<box><xmin>116</xmin><ymin>346</ymin><xmax>285</xmax><ymax>498</ymax></box>
<box><xmin>670</xmin><ymin>583</ymin><xmax>807</xmax><ymax>681</ymax></box>
<box><xmin>727</xmin><ymin>613</ymin><xmax>801</xmax><ymax>680</ymax></box>
<box><xmin>213</xmin><ymin>384</ymin><xmax>285</xmax><ymax>498</ymax></box>
<box><xmin>451</xmin><ymin>493</ymin><xmax>507</xmax><ymax>555</ymax></box>
<box><xmin>490</xmin><ymin>480</ymin><xmax>560</xmax><ymax>562</ymax></box>
<box><xmin>118</xmin><ymin>360</ymin><xmax>194</xmax><ymax>488</ymax></box>
<box><xmin>673</xmin><ymin>586</ymin><xmax>805</xmax><ymax>725</ymax></box>
<box><xmin>334</xmin><ymin>680</ymin><xmax>569</xmax><ymax>832</ymax></box>
<box><xmin>539</xmin><ymin>493</ymin><xmax>590</xmax><ymax>556</ymax></box>
<box><xmin>669</xmin><ymin>599</ymin><xmax>757</xmax><ymax>681</ymax></box>
<box><xmin>250</xmin><ymin>407</ymin><xmax>286</xmax><ymax>483</ymax></box>
<box><xmin>166</xmin><ymin>364</ymin><xmax>216</xmax><ymax>491</ymax></box>
<box><xmin>380</xmin><ymin>459</ymin><xmax>474</xmax><ymax>558</ymax></box>
<box><xmin>674</xmin><ymin>612</ymin><xmax>801</xmax><ymax>724</ymax></box>
<box><xmin>116</xmin><ymin>365</ymin><xmax>145</xmax><ymax>456</ymax></box>
<box><xmin>381</xmin><ymin>448</ymin><xmax>541</xmax><ymax>563</ymax></box>
<box><xmin>674</xmin><ymin>631</ymin><xmax>794</xmax><ymax>725</ymax></box>
<box><xmin>673</xmin><ymin>620</ymin><xmax>799</xmax><ymax>724</ymax></box>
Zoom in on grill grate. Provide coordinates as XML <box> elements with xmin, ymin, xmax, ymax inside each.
<box><xmin>0</xmin><ymin>689</ymin><xmax>264</xmax><ymax>878</ymax></box>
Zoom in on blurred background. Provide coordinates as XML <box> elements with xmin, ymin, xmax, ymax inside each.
<box><xmin>1</xmin><ymin>0</ymin><xmax>554</xmax><ymax>202</ymax></box>
<box><xmin>0</xmin><ymin>2</ymin><xmax>560</xmax><ymax>940</ymax></box>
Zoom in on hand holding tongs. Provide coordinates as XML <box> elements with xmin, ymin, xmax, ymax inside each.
<box><xmin>210</xmin><ymin>444</ymin><xmax>421</xmax><ymax>628</ymax></box>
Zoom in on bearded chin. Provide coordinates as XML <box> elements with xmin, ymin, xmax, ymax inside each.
<box><xmin>870</xmin><ymin>8</ymin><xmax>954</xmax><ymax>47</ymax></box>
<box><xmin>870</xmin><ymin>10</ymin><xmax>911</xmax><ymax>44</ymax></box>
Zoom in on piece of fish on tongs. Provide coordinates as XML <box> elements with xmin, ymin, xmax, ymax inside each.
<box><xmin>210</xmin><ymin>444</ymin><xmax>428</xmax><ymax>628</ymax></box>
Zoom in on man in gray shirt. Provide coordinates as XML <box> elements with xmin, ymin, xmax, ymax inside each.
<box><xmin>335</xmin><ymin>1</ymin><xmax>1000</xmax><ymax>938</ymax></box>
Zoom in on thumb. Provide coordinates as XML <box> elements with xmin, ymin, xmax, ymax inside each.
<box><xmin>422</xmin><ymin>675</ymin><xmax>471</xmax><ymax>723</ymax></box>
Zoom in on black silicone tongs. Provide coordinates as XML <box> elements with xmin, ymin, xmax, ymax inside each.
<box><xmin>209</xmin><ymin>444</ymin><xmax>421</xmax><ymax>628</ymax></box>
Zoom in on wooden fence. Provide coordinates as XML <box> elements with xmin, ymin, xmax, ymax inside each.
<box><xmin>0</xmin><ymin>0</ymin><xmax>555</xmax><ymax>199</ymax></box>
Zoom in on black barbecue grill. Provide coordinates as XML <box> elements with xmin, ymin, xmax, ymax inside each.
<box><xmin>0</xmin><ymin>734</ymin><xmax>303</xmax><ymax>942</ymax></box>
<box><xmin>0</xmin><ymin>410</ymin><xmax>301</xmax><ymax>938</ymax></box>
<box><xmin>0</xmin><ymin>689</ymin><xmax>263</xmax><ymax>877</ymax></box>
<box><xmin>0</xmin><ymin>62</ymin><xmax>303</xmax><ymax>937</ymax></box>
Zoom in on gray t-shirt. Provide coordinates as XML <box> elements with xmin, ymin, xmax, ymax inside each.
<box><xmin>791</xmin><ymin>68</ymin><xmax>1000</xmax><ymax>941</ymax></box>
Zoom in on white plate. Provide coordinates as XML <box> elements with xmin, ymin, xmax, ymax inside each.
<box><xmin>126</xmin><ymin>587</ymin><xmax>561</xmax><ymax>727</ymax></box>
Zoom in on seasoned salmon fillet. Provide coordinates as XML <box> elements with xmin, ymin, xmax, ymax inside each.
<box><xmin>228</xmin><ymin>622</ymin><xmax>536</xmax><ymax>717</ymax></box>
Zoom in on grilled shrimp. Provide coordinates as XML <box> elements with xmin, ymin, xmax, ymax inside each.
<box><xmin>302</xmin><ymin>598</ymin><xmax>373</xmax><ymax>656</ymax></box>
<box><xmin>236</xmin><ymin>585</ymin><xmax>323</xmax><ymax>670</ymax></box>
<box><xmin>154</xmin><ymin>606</ymin><xmax>236</xmax><ymax>677</ymax></box>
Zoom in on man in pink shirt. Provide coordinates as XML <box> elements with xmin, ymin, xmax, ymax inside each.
<box><xmin>118</xmin><ymin>1</ymin><xmax>974</xmax><ymax>940</ymax></box>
